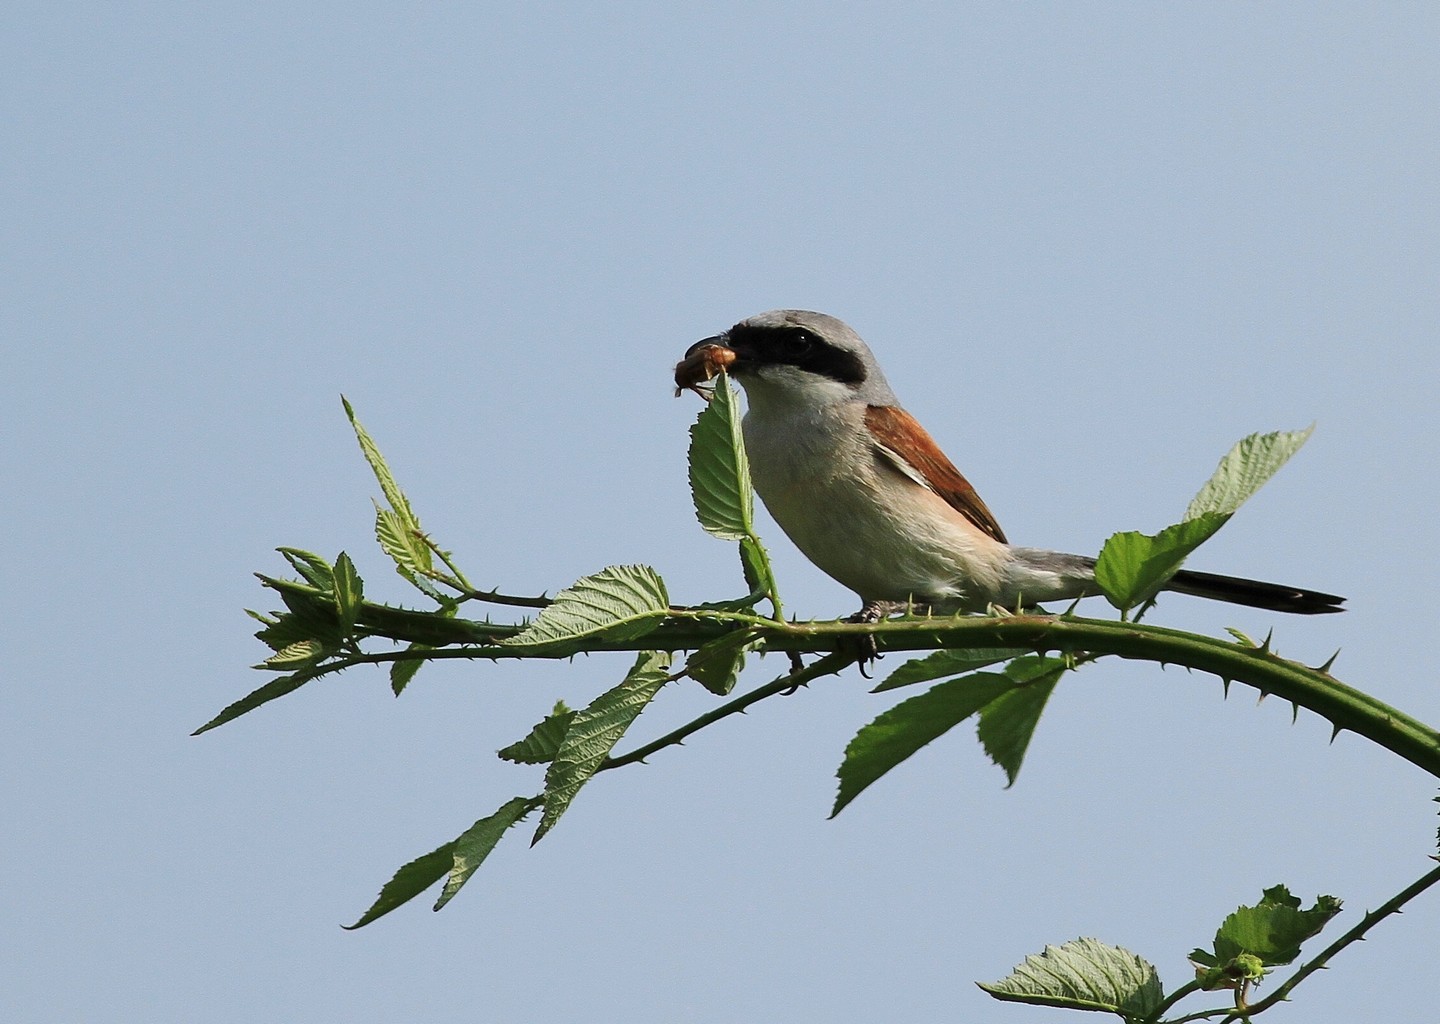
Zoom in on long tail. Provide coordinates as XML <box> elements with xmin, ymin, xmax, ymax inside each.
<box><xmin>1005</xmin><ymin>549</ymin><xmax>1346</xmax><ymax>614</ymax></box>
<box><xmin>1165</xmin><ymin>569</ymin><xmax>1345</xmax><ymax>614</ymax></box>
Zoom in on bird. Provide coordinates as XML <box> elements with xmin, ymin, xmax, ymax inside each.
<box><xmin>674</xmin><ymin>309</ymin><xmax>1344</xmax><ymax>624</ymax></box>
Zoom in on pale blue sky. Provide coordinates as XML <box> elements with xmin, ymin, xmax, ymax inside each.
<box><xmin>5</xmin><ymin>4</ymin><xmax>1439</xmax><ymax>1022</ymax></box>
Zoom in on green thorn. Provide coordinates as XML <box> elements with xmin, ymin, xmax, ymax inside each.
<box><xmin>1316</xmin><ymin>649</ymin><xmax>1341</xmax><ymax>675</ymax></box>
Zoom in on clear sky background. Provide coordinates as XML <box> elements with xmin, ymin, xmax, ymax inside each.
<box><xmin>5</xmin><ymin>4</ymin><xmax>1439</xmax><ymax>1022</ymax></box>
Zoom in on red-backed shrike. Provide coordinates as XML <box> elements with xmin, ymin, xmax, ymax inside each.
<box><xmin>675</xmin><ymin>309</ymin><xmax>1342</xmax><ymax>621</ymax></box>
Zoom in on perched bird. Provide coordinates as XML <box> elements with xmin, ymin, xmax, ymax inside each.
<box><xmin>674</xmin><ymin>309</ymin><xmax>1343</xmax><ymax>623</ymax></box>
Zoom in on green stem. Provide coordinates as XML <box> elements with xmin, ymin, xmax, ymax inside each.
<box><xmin>601</xmin><ymin>652</ymin><xmax>856</xmax><ymax>772</ymax></box>
<box><xmin>457</xmin><ymin>587</ymin><xmax>553</xmax><ymax>609</ymax></box>
<box><xmin>1146</xmin><ymin>979</ymin><xmax>1205</xmax><ymax>1021</ymax></box>
<box><xmin>1165</xmin><ymin>1008</ymin><xmax>1244</xmax><ymax>1024</ymax></box>
<box><xmin>427</xmin><ymin>539</ymin><xmax>474</xmax><ymax>592</ymax></box>
<box><xmin>336</xmin><ymin>599</ymin><xmax>1440</xmax><ymax>778</ymax></box>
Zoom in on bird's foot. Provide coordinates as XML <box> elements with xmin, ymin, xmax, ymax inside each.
<box><xmin>846</xmin><ymin>600</ymin><xmax>908</xmax><ymax>677</ymax></box>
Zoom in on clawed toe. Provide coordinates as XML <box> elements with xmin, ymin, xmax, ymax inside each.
<box><xmin>846</xmin><ymin>600</ymin><xmax>905</xmax><ymax>677</ymax></box>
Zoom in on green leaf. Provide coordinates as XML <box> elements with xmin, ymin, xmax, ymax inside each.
<box><xmin>872</xmin><ymin>648</ymin><xmax>1030</xmax><ymax>693</ymax></box>
<box><xmin>504</xmin><ymin>565</ymin><xmax>670</xmax><ymax>649</ymax></box>
<box><xmin>433</xmin><ymin>796</ymin><xmax>540</xmax><ymax>913</ymax></box>
<box><xmin>343</xmin><ymin>396</ymin><xmax>423</xmax><ymax>530</ymax></box>
<box><xmin>375</xmin><ymin>504</ymin><xmax>436</xmax><ymax>579</ymax></box>
<box><xmin>688</xmin><ymin>374</ymin><xmax>753</xmax><ymax>541</ymax></box>
<box><xmin>684</xmin><ymin>630</ymin><xmax>754</xmax><ymax>696</ymax></box>
<box><xmin>497</xmin><ymin>701</ymin><xmax>577</xmax><ymax>764</ymax></box>
<box><xmin>262</xmin><ymin>638</ymin><xmax>329</xmax><ymax>668</ymax></box>
<box><xmin>1095</xmin><ymin>514</ymin><xmax>1228</xmax><ymax>612</ymax></box>
<box><xmin>389</xmin><ymin>644</ymin><xmax>429</xmax><ymax>695</ymax></box>
<box><xmin>980</xmin><ymin>937</ymin><xmax>1164</xmax><ymax>1019</ymax></box>
<box><xmin>261</xmin><ymin>574</ymin><xmax>346</xmax><ymax>645</ymax></box>
<box><xmin>1185</xmin><ymin>426</ymin><xmax>1314</xmax><ymax>522</ymax></box>
<box><xmin>343</xmin><ymin>838</ymin><xmax>456</xmax><ymax>929</ymax></box>
<box><xmin>251</xmin><ymin>609</ymin><xmax>322</xmax><ymax>653</ymax></box>
<box><xmin>192</xmin><ymin>668</ymin><xmax>324</xmax><ymax>735</ymax></box>
<box><xmin>346</xmin><ymin>396</ymin><xmax>438</xmax><ymax>590</ymax></box>
<box><xmin>832</xmin><ymin>671</ymin><xmax>1015</xmax><ymax>816</ymax></box>
<box><xmin>532</xmin><ymin>651</ymin><xmax>671</xmax><ymax>844</ymax></box>
<box><xmin>344</xmin><ymin>796</ymin><xmax>543</xmax><ymax>928</ymax></box>
<box><xmin>1192</xmin><ymin>885</ymin><xmax>1342</xmax><ymax>969</ymax></box>
<box><xmin>332</xmin><ymin>551</ymin><xmax>363</xmax><ymax>631</ymax></box>
<box><xmin>278</xmin><ymin>548</ymin><xmax>335</xmax><ymax>590</ymax></box>
<box><xmin>976</xmin><ymin>657</ymin><xmax>1067</xmax><ymax>786</ymax></box>
<box><xmin>684</xmin><ymin>375</ymin><xmax>783</xmax><ymax>616</ymax></box>
<box><xmin>738</xmin><ymin>535</ymin><xmax>779</xmax><ymax>614</ymax></box>
<box><xmin>1094</xmin><ymin>427</ymin><xmax>1315</xmax><ymax>614</ymax></box>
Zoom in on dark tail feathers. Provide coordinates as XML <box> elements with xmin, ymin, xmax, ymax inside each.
<box><xmin>1167</xmin><ymin>569</ymin><xmax>1345</xmax><ymax>615</ymax></box>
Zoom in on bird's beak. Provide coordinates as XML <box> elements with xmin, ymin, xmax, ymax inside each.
<box><xmin>674</xmin><ymin>335</ymin><xmax>739</xmax><ymax>398</ymax></box>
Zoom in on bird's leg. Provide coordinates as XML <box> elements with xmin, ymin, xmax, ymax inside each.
<box><xmin>776</xmin><ymin>649</ymin><xmax>808</xmax><ymax>694</ymax></box>
<box><xmin>846</xmin><ymin>600</ymin><xmax>909</xmax><ymax>677</ymax></box>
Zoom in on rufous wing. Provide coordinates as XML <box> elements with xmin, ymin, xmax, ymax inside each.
<box><xmin>863</xmin><ymin>405</ymin><xmax>1008</xmax><ymax>544</ymax></box>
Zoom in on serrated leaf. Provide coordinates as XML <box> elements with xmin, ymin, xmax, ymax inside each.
<box><xmin>872</xmin><ymin>648</ymin><xmax>1030</xmax><ymax>693</ymax></box>
<box><xmin>262</xmin><ymin>575</ymin><xmax>347</xmax><ymax>645</ymax></box>
<box><xmin>1185</xmin><ymin>427</ymin><xmax>1314</xmax><ymax>522</ymax></box>
<box><xmin>1197</xmin><ymin>886</ymin><xmax>1343</xmax><ymax>967</ymax></box>
<box><xmin>192</xmin><ymin>668</ymin><xmax>322</xmax><ymax>735</ymax></box>
<box><xmin>739</xmin><ymin>535</ymin><xmax>779</xmax><ymax>610</ymax></box>
<box><xmin>532</xmin><ymin>651</ymin><xmax>671</xmax><ymax>844</ymax></box>
<box><xmin>262</xmin><ymin>572</ymin><xmax>330</xmax><ymax>603</ymax></box>
<box><xmin>278</xmin><ymin>548</ymin><xmax>335</xmax><ymax>590</ymax></box>
<box><xmin>685</xmin><ymin>630</ymin><xmax>754</xmax><ymax>696</ymax></box>
<box><xmin>343</xmin><ymin>396</ymin><xmax>422</xmax><ymax>529</ymax></box>
<box><xmin>263</xmin><ymin>638</ymin><xmax>329</xmax><ymax>668</ymax></box>
<box><xmin>375</xmin><ymin>504</ymin><xmax>435</xmax><ymax>577</ymax></box>
<box><xmin>498</xmin><ymin>701</ymin><xmax>577</xmax><ymax>763</ymax></box>
<box><xmin>390</xmin><ymin>644</ymin><xmax>429</xmax><ymax>695</ymax></box>
<box><xmin>346</xmin><ymin>397</ymin><xmax>439</xmax><ymax>591</ymax></box>
<box><xmin>832</xmin><ymin>671</ymin><xmax>1015</xmax><ymax>816</ymax></box>
<box><xmin>1095</xmin><ymin>514</ymin><xmax>1226</xmax><ymax>612</ymax></box>
<box><xmin>504</xmin><ymin>565</ymin><xmax>669</xmax><ymax>649</ymax></box>
<box><xmin>1095</xmin><ymin>427</ymin><xmax>1315</xmax><ymax>614</ymax></box>
<box><xmin>342</xmin><ymin>837</ymin><xmax>455</xmax><ymax>929</ymax></box>
<box><xmin>253</xmin><ymin>610</ymin><xmax>325</xmax><ymax>653</ymax></box>
<box><xmin>976</xmin><ymin>657</ymin><xmax>1067</xmax><ymax>786</ymax></box>
<box><xmin>433</xmin><ymin>796</ymin><xmax>540</xmax><ymax>913</ymax></box>
<box><xmin>332</xmin><ymin>551</ymin><xmax>363</xmax><ymax>631</ymax></box>
<box><xmin>688</xmin><ymin>374</ymin><xmax>753</xmax><ymax>541</ymax></box>
<box><xmin>980</xmin><ymin>937</ymin><xmax>1164</xmax><ymax>1019</ymax></box>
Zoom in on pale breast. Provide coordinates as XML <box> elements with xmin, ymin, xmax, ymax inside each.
<box><xmin>741</xmin><ymin>402</ymin><xmax>1008</xmax><ymax>606</ymax></box>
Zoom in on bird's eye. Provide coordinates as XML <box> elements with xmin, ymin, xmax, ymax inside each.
<box><xmin>783</xmin><ymin>329</ymin><xmax>816</xmax><ymax>356</ymax></box>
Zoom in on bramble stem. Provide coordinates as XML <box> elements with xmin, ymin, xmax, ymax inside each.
<box><xmin>343</xmin><ymin>601</ymin><xmax>1440</xmax><ymax>779</ymax></box>
<box><xmin>600</xmin><ymin>651</ymin><xmax>857</xmax><ymax>773</ymax></box>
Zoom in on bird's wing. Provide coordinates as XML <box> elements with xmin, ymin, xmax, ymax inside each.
<box><xmin>863</xmin><ymin>404</ymin><xmax>1008</xmax><ymax>544</ymax></box>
